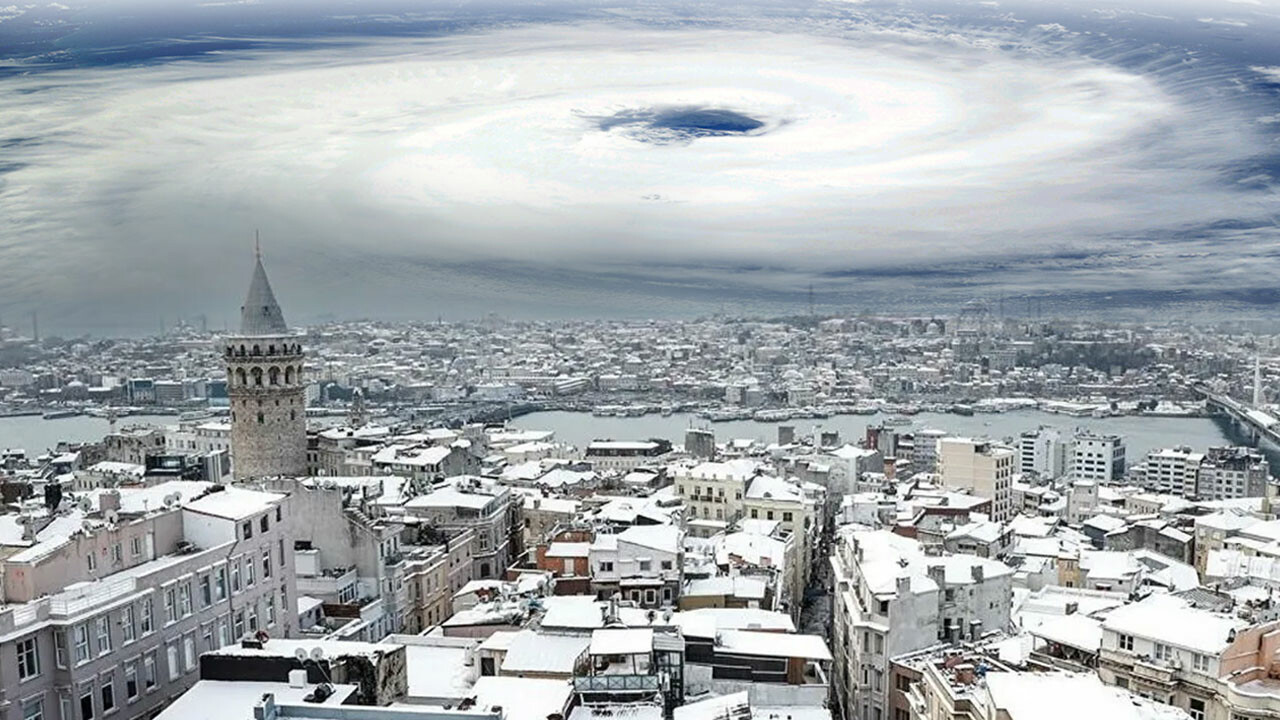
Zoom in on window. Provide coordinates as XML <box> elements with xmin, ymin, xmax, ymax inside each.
<box><xmin>79</xmin><ymin>685</ymin><xmax>93</xmax><ymax>720</ymax></box>
<box><xmin>100</xmin><ymin>673</ymin><xmax>114</xmax><ymax>714</ymax></box>
<box><xmin>54</xmin><ymin>630</ymin><xmax>67</xmax><ymax>669</ymax></box>
<box><xmin>247</xmin><ymin>603</ymin><xmax>259</xmax><ymax>632</ymax></box>
<box><xmin>1189</xmin><ymin>699</ymin><xmax>1205</xmax><ymax>720</ymax></box>
<box><xmin>639</xmin><ymin>560</ymin><xmax>651</xmax><ymax>571</ymax></box>
<box><xmin>182</xmin><ymin>635</ymin><xmax>195</xmax><ymax>672</ymax></box>
<box><xmin>263</xmin><ymin>553</ymin><xmax>271</xmax><ymax>579</ymax></box>
<box><xmin>95</xmin><ymin>617</ymin><xmax>111</xmax><ymax>654</ymax></box>
<box><xmin>278</xmin><ymin>539</ymin><xmax>285</xmax><ymax>568</ymax></box>
<box><xmin>202</xmin><ymin>625</ymin><xmax>214</xmax><ymax>652</ymax></box>
<box><xmin>875</xmin><ymin>634</ymin><xmax>884</xmax><ymax>654</ymax></box>
<box><xmin>245</xmin><ymin>558</ymin><xmax>255</xmax><ymax>587</ymax></box>
<box><xmin>233</xmin><ymin>610</ymin><xmax>245</xmax><ymax>639</ymax></box>
<box><xmin>217</xmin><ymin>619</ymin><xmax>229</xmax><ymax>648</ymax></box>
<box><xmin>1193</xmin><ymin>653</ymin><xmax>1211</xmax><ymax>672</ymax></box>
<box><xmin>276</xmin><ymin>507</ymin><xmax>282</xmax><ymax>522</ymax></box>
<box><xmin>166</xmin><ymin>644</ymin><xmax>179</xmax><ymax>681</ymax></box>
<box><xmin>86</xmin><ymin>553</ymin><xmax>96</xmax><ymax>573</ymax></box>
<box><xmin>230</xmin><ymin>563</ymin><xmax>241</xmax><ymax>593</ymax></box>
<box><xmin>130</xmin><ymin>537</ymin><xmax>141</xmax><ymax>557</ymax></box>
<box><xmin>766</xmin><ymin>510</ymin><xmax>774</xmax><ymax>520</ymax></box>
<box><xmin>111</xmin><ymin>544</ymin><xmax>122</xmax><ymax>564</ymax></box>
<box><xmin>179</xmin><ymin>583</ymin><xmax>193</xmax><ymax>616</ymax></box>
<box><xmin>17</xmin><ymin>637</ymin><xmax>40</xmax><ymax>680</ymax></box>
<box><xmin>750</xmin><ymin>509</ymin><xmax>758</xmax><ymax>519</ymax></box>
<box><xmin>215</xmin><ymin>567</ymin><xmax>227</xmax><ymax>601</ymax></box>
<box><xmin>661</xmin><ymin>560</ymin><xmax>672</xmax><ymax>570</ymax></box>
<box><xmin>22</xmin><ymin>696</ymin><xmax>43</xmax><ymax>720</ymax></box>
<box><xmin>260</xmin><ymin>515</ymin><xmax>269</xmax><ymax>534</ymax></box>
<box><xmin>163</xmin><ymin>588</ymin><xmax>176</xmax><ymax>624</ymax></box>
<box><xmin>199</xmin><ymin>575</ymin><xmax>212</xmax><ymax>608</ymax></box>
<box><xmin>783</xmin><ymin>512</ymin><xmax>793</xmax><ymax>522</ymax></box>
<box><xmin>140</xmin><ymin>598</ymin><xmax>153</xmax><ymax>635</ymax></box>
<box><xmin>1154</xmin><ymin>643</ymin><xmax>1172</xmax><ymax>661</ymax></box>
<box><xmin>599</xmin><ymin>561</ymin><xmax>614</xmax><ymax>572</ymax></box>
<box><xmin>121</xmin><ymin>607</ymin><xmax>135</xmax><ymax>644</ymax></box>
<box><xmin>1118</xmin><ymin>634</ymin><xmax>1134</xmax><ymax>651</ymax></box>
<box><xmin>143</xmin><ymin>654</ymin><xmax>156</xmax><ymax>690</ymax></box>
<box><xmin>266</xmin><ymin>595</ymin><xmax>277</xmax><ymax>627</ymax></box>
<box><xmin>74</xmin><ymin>625</ymin><xmax>90</xmax><ymax>665</ymax></box>
<box><xmin>242</xmin><ymin>522</ymin><xmax>252</xmax><ymax>540</ymax></box>
<box><xmin>124</xmin><ymin>663</ymin><xmax>138</xmax><ymax>701</ymax></box>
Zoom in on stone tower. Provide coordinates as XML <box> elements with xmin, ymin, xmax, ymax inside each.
<box><xmin>225</xmin><ymin>248</ymin><xmax>307</xmax><ymax>478</ymax></box>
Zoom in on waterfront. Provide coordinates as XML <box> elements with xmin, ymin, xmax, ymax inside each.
<box><xmin>0</xmin><ymin>415</ymin><xmax>178</xmax><ymax>453</ymax></box>
<box><xmin>514</xmin><ymin>409</ymin><xmax>1240</xmax><ymax>467</ymax></box>
<box><xmin>0</xmin><ymin>408</ymin><xmax>1248</xmax><ymax>472</ymax></box>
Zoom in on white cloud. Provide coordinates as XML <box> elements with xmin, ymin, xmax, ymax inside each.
<box><xmin>1250</xmin><ymin>65</ymin><xmax>1280</xmax><ymax>82</ymax></box>
<box><xmin>0</xmin><ymin>21</ymin><xmax>1274</xmax><ymax>328</ymax></box>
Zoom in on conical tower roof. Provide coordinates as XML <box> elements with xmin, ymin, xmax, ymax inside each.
<box><xmin>239</xmin><ymin>252</ymin><xmax>289</xmax><ymax>336</ymax></box>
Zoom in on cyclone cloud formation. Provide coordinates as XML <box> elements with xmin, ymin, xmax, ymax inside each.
<box><xmin>1</xmin><ymin>1</ymin><xmax>1279</xmax><ymax>332</ymax></box>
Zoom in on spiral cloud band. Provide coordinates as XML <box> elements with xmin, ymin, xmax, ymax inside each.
<box><xmin>1</xmin><ymin>16</ymin><xmax>1276</xmax><ymax>329</ymax></box>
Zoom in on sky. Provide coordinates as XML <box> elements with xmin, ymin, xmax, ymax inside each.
<box><xmin>0</xmin><ymin>0</ymin><xmax>1279</xmax><ymax>335</ymax></box>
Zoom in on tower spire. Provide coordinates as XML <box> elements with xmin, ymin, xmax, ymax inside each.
<box><xmin>255</xmin><ymin>229</ymin><xmax>261</xmax><ymax>260</ymax></box>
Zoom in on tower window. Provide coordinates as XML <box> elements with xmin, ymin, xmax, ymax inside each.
<box><xmin>257</xmin><ymin>413</ymin><xmax>264</xmax><ymax>424</ymax></box>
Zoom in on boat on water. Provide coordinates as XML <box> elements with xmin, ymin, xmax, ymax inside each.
<box><xmin>42</xmin><ymin>409</ymin><xmax>82</xmax><ymax>420</ymax></box>
<box><xmin>950</xmin><ymin>404</ymin><xmax>975</xmax><ymax>416</ymax></box>
<box><xmin>178</xmin><ymin>410</ymin><xmax>216</xmax><ymax>422</ymax></box>
<box><xmin>885</xmin><ymin>415</ymin><xmax>913</xmax><ymax>426</ymax></box>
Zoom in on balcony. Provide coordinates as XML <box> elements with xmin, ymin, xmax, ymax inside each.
<box><xmin>573</xmin><ymin>675</ymin><xmax>661</xmax><ymax>693</ymax></box>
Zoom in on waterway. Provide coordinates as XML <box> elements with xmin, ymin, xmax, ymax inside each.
<box><xmin>0</xmin><ymin>415</ymin><xmax>179</xmax><ymax>454</ymax></box>
<box><xmin>512</xmin><ymin>410</ymin><xmax>1241</xmax><ymax>467</ymax></box>
<box><xmin>0</xmin><ymin>408</ymin><xmax>1249</xmax><ymax>471</ymax></box>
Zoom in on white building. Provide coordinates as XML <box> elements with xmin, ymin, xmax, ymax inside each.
<box><xmin>1133</xmin><ymin>447</ymin><xmax>1204</xmax><ymax>496</ymax></box>
<box><xmin>937</xmin><ymin>438</ymin><xmax>1015</xmax><ymax>522</ymax></box>
<box><xmin>1073</xmin><ymin>431</ymin><xmax>1125</xmax><ymax>482</ymax></box>
<box><xmin>1018</xmin><ymin>427</ymin><xmax>1071</xmax><ymax>480</ymax></box>
<box><xmin>830</xmin><ymin>529</ymin><xmax>1013</xmax><ymax>720</ymax></box>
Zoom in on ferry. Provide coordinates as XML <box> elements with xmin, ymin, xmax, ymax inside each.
<box><xmin>42</xmin><ymin>409</ymin><xmax>82</xmax><ymax>420</ymax></box>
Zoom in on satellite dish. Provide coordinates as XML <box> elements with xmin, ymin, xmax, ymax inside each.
<box><xmin>309</xmin><ymin>647</ymin><xmax>325</xmax><ymax>662</ymax></box>
<box><xmin>293</xmin><ymin>648</ymin><xmax>308</xmax><ymax>662</ymax></box>
<box><xmin>164</xmin><ymin>493</ymin><xmax>180</xmax><ymax>508</ymax></box>
<box><xmin>105</xmin><ymin>510</ymin><xmax>119</xmax><ymax>526</ymax></box>
<box><xmin>78</xmin><ymin>497</ymin><xmax>93</xmax><ymax>512</ymax></box>
<box><xmin>81</xmin><ymin>519</ymin><xmax>94</xmax><ymax>533</ymax></box>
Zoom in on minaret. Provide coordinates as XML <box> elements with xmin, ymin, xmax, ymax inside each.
<box><xmin>225</xmin><ymin>241</ymin><xmax>307</xmax><ymax>478</ymax></box>
<box><xmin>1255</xmin><ymin>356</ymin><xmax>1264</xmax><ymax>408</ymax></box>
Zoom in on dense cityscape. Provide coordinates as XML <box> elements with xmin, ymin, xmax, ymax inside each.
<box><xmin>1</xmin><ymin>257</ymin><xmax>1280</xmax><ymax>720</ymax></box>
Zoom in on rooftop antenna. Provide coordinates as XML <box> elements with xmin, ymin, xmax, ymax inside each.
<box><xmin>255</xmin><ymin>229</ymin><xmax>262</xmax><ymax>260</ymax></box>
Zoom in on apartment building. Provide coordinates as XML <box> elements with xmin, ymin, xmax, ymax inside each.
<box><xmin>1073</xmin><ymin>431</ymin><xmax>1126</xmax><ymax>482</ymax></box>
<box><xmin>1018</xmin><ymin>427</ymin><xmax>1071</xmax><ymax>480</ymax></box>
<box><xmin>1132</xmin><ymin>447</ymin><xmax>1203</xmax><ymax>496</ymax></box>
<box><xmin>401</xmin><ymin>477</ymin><xmax>514</xmax><ymax>580</ymax></box>
<box><xmin>0</xmin><ymin>483</ymin><xmax>295</xmax><ymax>720</ymax></box>
<box><xmin>1098</xmin><ymin>593</ymin><xmax>1280</xmax><ymax>720</ymax></box>
<box><xmin>830</xmin><ymin>529</ymin><xmax>1013</xmax><ymax>720</ymax></box>
<box><xmin>583</xmin><ymin>440</ymin><xmax>673</xmax><ymax>472</ymax></box>
<box><xmin>937</xmin><ymin>438</ymin><xmax>1015</xmax><ymax>522</ymax></box>
<box><xmin>589</xmin><ymin>525</ymin><xmax>683</xmax><ymax>607</ymax></box>
<box><xmin>1196</xmin><ymin>446</ymin><xmax>1271</xmax><ymax>500</ymax></box>
<box><xmin>672</xmin><ymin>459</ymin><xmax>759</xmax><ymax>525</ymax></box>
